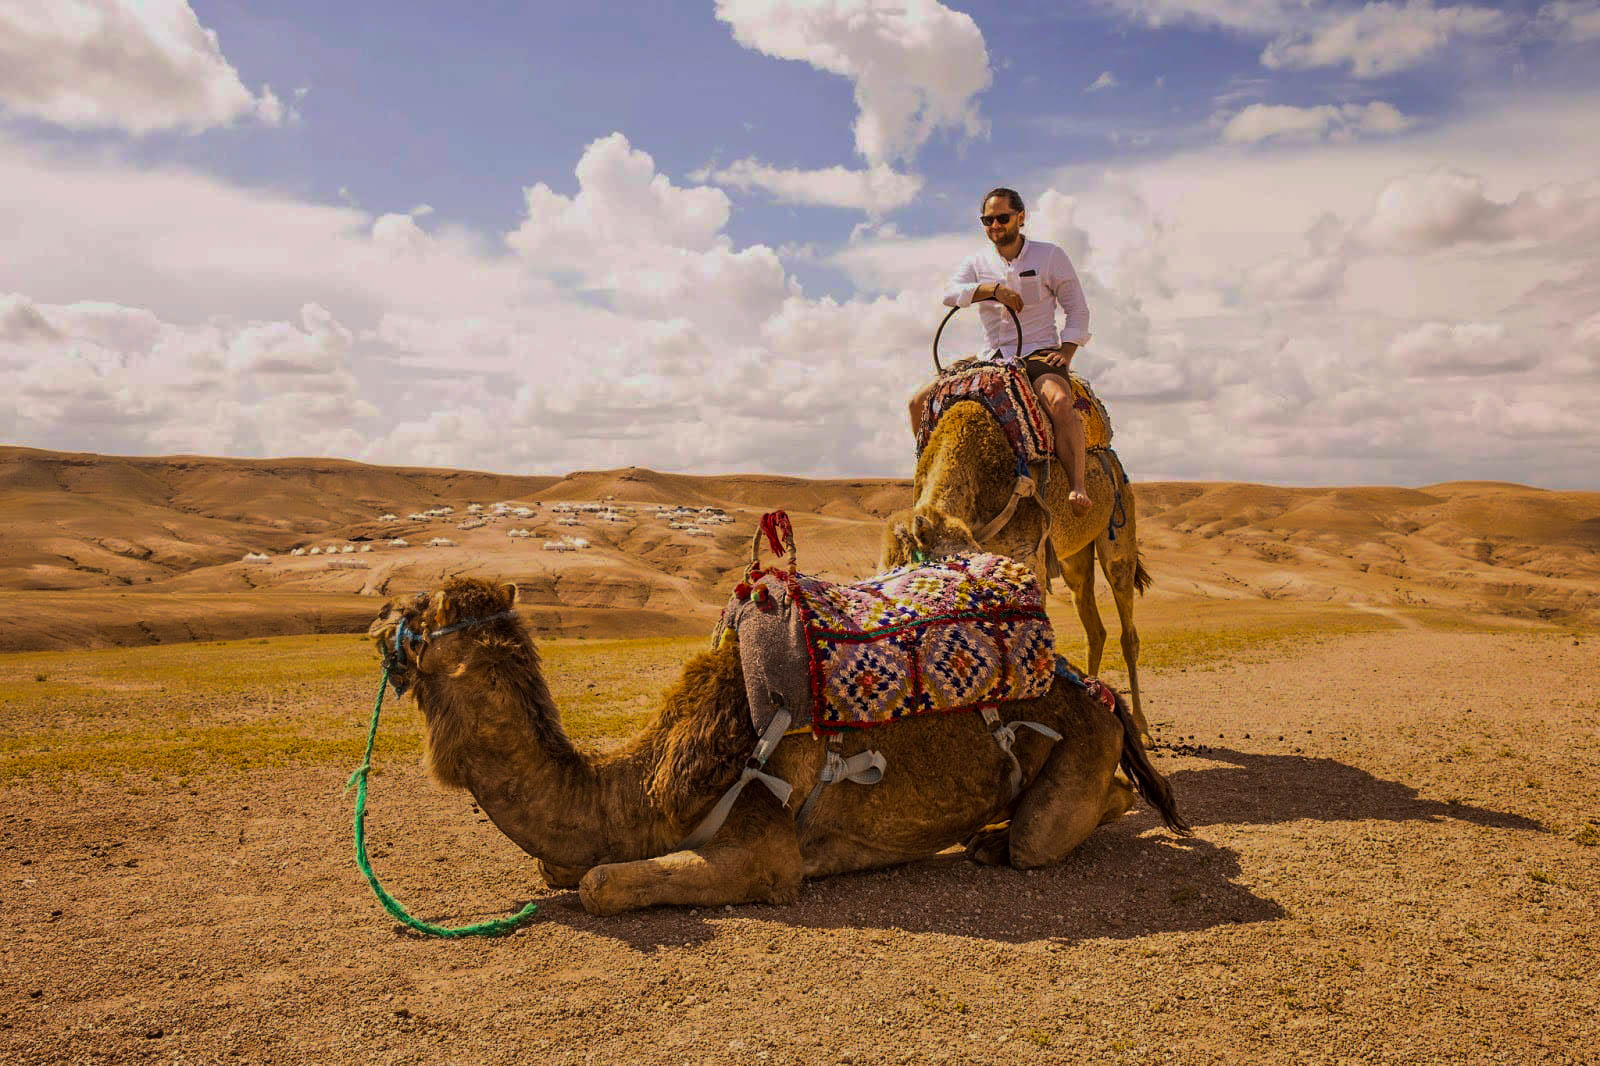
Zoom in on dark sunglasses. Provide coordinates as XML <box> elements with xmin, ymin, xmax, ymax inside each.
<box><xmin>979</xmin><ymin>212</ymin><xmax>1015</xmax><ymax>226</ymax></box>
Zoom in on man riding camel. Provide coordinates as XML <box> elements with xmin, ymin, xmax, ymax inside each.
<box><xmin>909</xmin><ymin>187</ymin><xmax>1094</xmax><ymax>515</ymax></box>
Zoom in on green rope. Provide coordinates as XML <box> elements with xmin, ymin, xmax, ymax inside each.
<box><xmin>346</xmin><ymin>667</ymin><xmax>539</xmax><ymax>938</ymax></box>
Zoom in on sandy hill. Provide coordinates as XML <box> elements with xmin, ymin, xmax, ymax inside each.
<box><xmin>0</xmin><ymin>446</ymin><xmax>1596</xmax><ymax>651</ymax></box>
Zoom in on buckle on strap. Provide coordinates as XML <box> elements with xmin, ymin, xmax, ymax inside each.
<box><xmin>675</xmin><ymin>709</ymin><xmax>794</xmax><ymax>852</ymax></box>
<box><xmin>795</xmin><ymin>748</ymin><xmax>887</xmax><ymax>828</ymax></box>
<box><xmin>981</xmin><ymin>706</ymin><xmax>1062</xmax><ymax>799</ymax></box>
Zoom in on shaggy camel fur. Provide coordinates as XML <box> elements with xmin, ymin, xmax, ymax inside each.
<box><xmin>881</xmin><ymin>400</ymin><xmax>1153</xmax><ymax>739</ymax></box>
<box><xmin>369</xmin><ymin>578</ymin><xmax>1186</xmax><ymax>915</ymax></box>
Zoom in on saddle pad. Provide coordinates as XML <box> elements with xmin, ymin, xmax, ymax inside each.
<box><xmin>917</xmin><ymin>361</ymin><xmax>1054</xmax><ymax>465</ymax></box>
<box><xmin>720</xmin><ymin>553</ymin><xmax>1056</xmax><ymax>737</ymax></box>
<box><xmin>915</xmin><ymin>361</ymin><xmax>1114</xmax><ymax>460</ymax></box>
<box><xmin>1070</xmin><ymin>373</ymin><xmax>1114</xmax><ymax>450</ymax></box>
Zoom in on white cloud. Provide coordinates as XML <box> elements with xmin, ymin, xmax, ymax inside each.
<box><xmin>1241</xmin><ymin>250</ymin><xmax>1347</xmax><ymax>301</ymax></box>
<box><xmin>2</xmin><ymin>295</ymin><xmax>377</xmax><ymax>456</ymax></box>
<box><xmin>1105</xmin><ymin>0</ymin><xmax>1509</xmax><ymax>78</ymax></box>
<box><xmin>1535</xmin><ymin>1</ymin><xmax>1600</xmax><ymax>41</ymax></box>
<box><xmin>1222</xmin><ymin>101</ymin><xmax>1416</xmax><ymax>143</ymax></box>
<box><xmin>701</xmin><ymin>159</ymin><xmax>923</xmax><ymax>213</ymax></box>
<box><xmin>1086</xmin><ymin>71</ymin><xmax>1119</xmax><ymax>92</ymax></box>
<box><xmin>1097</xmin><ymin>0</ymin><xmax>1315</xmax><ymax>34</ymax></box>
<box><xmin>7</xmin><ymin>71</ymin><xmax>1600</xmax><ymax>489</ymax></box>
<box><xmin>1261</xmin><ymin>1</ymin><xmax>1507</xmax><ymax>78</ymax></box>
<box><xmin>0</xmin><ymin>0</ymin><xmax>282</xmax><ymax>134</ymax></box>
<box><xmin>507</xmin><ymin>133</ymin><xmax>795</xmax><ymax>338</ymax></box>
<box><xmin>1032</xmin><ymin>92</ymin><xmax>1600</xmax><ymax>486</ymax></box>
<box><xmin>714</xmin><ymin>0</ymin><xmax>991</xmax><ymax>165</ymax></box>
<box><xmin>1388</xmin><ymin>321</ymin><xmax>1536</xmax><ymax>376</ymax></box>
<box><xmin>1354</xmin><ymin>170</ymin><xmax>1600</xmax><ymax>253</ymax></box>
<box><xmin>1577</xmin><ymin>311</ymin><xmax>1600</xmax><ymax>351</ymax></box>
<box><xmin>509</xmin><ymin>133</ymin><xmax>731</xmax><ymax>259</ymax></box>
<box><xmin>227</xmin><ymin>304</ymin><xmax>354</xmax><ymax>381</ymax></box>
<box><xmin>0</xmin><ymin>292</ymin><xmax>61</xmax><ymax>345</ymax></box>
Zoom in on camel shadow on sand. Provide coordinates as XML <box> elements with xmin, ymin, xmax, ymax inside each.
<box><xmin>1160</xmin><ymin>746</ymin><xmax>1544</xmax><ymax>833</ymax></box>
<box><xmin>512</xmin><ymin>747</ymin><xmax>1542</xmax><ymax>952</ymax></box>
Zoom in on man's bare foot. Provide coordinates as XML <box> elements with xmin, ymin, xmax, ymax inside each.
<box><xmin>1069</xmin><ymin>489</ymin><xmax>1093</xmax><ymax>516</ymax></box>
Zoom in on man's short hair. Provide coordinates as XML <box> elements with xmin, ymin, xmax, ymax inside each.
<box><xmin>982</xmin><ymin>187</ymin><xmax>1025</xmax><ymax>212</ymax></box>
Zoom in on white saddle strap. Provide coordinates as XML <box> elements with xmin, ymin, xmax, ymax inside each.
<box><xmin>675</xmin><ymin>708</ymin><xmax>794</xmax><ymax>851</ymax></box>
<box><xmin>795</xmin><ymin>748</ymin><xmax>887</xmax><ymax>828</ymax></box>
<box><xmin>975</xmin><ymin>474</ymin><xmax>1036</xmax><ymax>543</ymax></box>
<box><xmin>973</xmin><ymin>467</ymin><xmax>1056</xmax><ymax>592</ymax></box>
<box><xmin>980</xmin><ymin>706</ymin><xmax>1063</xmax><ymax>799</ymax></box>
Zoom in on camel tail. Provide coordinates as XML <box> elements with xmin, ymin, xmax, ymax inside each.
<box><xmin>1133</xmin><ymin>554</ymin><xmax>1154</xmax><ymax>595</ymax></box>
<box><xmin>1112</xmin><ymin>690</ymin><xmax>1189</xmax><ymax>835</ymax></box>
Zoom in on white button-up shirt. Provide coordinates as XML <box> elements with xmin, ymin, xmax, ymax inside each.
<box><xmin>942</xmin><ymin>237</ymin><xmax>1091</xmax><ymax>360</ymax></box>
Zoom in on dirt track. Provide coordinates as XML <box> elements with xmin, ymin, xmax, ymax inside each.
<box><xmin>4</xmin><ymin>627</ymin><xmax>1597</xmax><ymax>1065</ymax></box>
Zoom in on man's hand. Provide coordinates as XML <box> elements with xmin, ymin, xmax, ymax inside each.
<box><xmin>987</xmin><ymin>284</ymin><xmax>1023</xmax><ymax>313</ymax></box>
<box><xmin>1039</xmin><ymin>342</ymin><xmax>1078</xmax><ymax>368</ymax></box>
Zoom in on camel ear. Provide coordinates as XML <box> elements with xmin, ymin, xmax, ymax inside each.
<box><xmin>428</xmin><ymin>590</ymin><xmax>454</xmax><ymax>628</ymax></box>
<box><xmin>945</xmin><ymin>515</ymin><xmax>980</xmax><ymax>551</ymax></box>
<box><xmin>882</xmin><ymin>514</ymin><xmax>914</xmax><ymax>568</ymax></box>
<box><xmin>913</xmin><ymin>512</ymin><xmax>934</xmax><ymax>543</ymax></box>
<box><xmin>499</xmin><ymin>582</ymin><xmax>518</xmax><ymax>607</ymax></box>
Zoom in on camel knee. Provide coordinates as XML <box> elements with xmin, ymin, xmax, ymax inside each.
<box><xmin>539</xmin><ymin>859</ymin><xmax>587</xmax><ymax>889</ymax></box>
<box><xmin>1099</xmin><ymin>776</ymin><xmax>1136</xmax><ymax>826</ymax></box>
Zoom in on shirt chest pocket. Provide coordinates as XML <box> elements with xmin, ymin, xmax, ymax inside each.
<box><xmin>1014</xmin><ymin>270</ymin><xmax>1043</xmax><ymax>307</ymax></box>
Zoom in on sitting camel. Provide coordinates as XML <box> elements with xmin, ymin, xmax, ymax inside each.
<box><xmin>881</xmin><ymin>400</ymin><xmax>1153</xmax><ymax>739</ymax></box>
<box><xmin>369</xmin><ymin>578</ymin><xmax>1186</xmax><ymax>915</ymax></box>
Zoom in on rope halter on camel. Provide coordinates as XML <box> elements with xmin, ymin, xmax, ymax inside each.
<box><xmin>351</xmin><ymin>609</ymin><xmax>539</xmax><ymax>938</ymax></box>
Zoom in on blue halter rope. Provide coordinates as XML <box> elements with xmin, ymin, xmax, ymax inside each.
<box><xmin>384</xmin><ymin>609</ymin><xmax>518</xmax><ymax>694</ymax></box>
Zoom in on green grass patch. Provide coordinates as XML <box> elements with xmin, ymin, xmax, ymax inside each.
<box><xmin>1048</xmin><ymin>600</ymin><xmax>1401</xmax><ymax>675</ymax></box>
<box><xmin>0</xmin><ymin>599</ymin><xmax>1526</xmax><ymax>784</ymax></box>
<box><xmin>0</xmin><ymin>631</ymin><xmax>705</xmax><ymax>783</ymax></box>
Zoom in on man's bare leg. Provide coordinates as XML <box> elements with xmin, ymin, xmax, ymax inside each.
<box><xmin>1034</xmin><ymin>374</ymin><xmax>1092</xmax><ymax>515</ymax></box>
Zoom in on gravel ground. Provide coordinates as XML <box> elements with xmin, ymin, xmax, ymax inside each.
<box><xmin>3</xmin><ymin>628</ymin><xmax>1597</xmax><ymax>1065</ymax></box>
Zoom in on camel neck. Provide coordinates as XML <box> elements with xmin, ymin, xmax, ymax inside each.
<box><xmin>415</xmin><ymin>663</ymin><xmax>671</xmax><ymax>870</ymax></box>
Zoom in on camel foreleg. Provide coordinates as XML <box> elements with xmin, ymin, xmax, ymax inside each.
<box><xmin>576</xmin><ymin>790</ymin><xmax>802</xmax><ymax>915</ymax></box>
<box><xmin>1060</xmin><ymin>542</ymin><xmax>1107</xmax><ymax>674</ymax></box>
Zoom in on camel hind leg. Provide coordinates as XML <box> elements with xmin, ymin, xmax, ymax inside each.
<box><xmin>1095</xmin><ymin>459</ymin><xmax>1150</xmax><ymax>742</ymax></box>
<box><xmin>1005</xmin><ymin>695</ymin><xmax>1130</xmax><ymax>869</ymax></box>
<box><xmin>577</xmin><ymin>790</ymin><xmax>802</xmax><ymax>915</ymax></box>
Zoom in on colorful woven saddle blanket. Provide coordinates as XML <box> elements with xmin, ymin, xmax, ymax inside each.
<box><xmin>915</xmin><ymin>360</ymin><xmax>1113</xmax><ymax>465</ymax></box>
<box><xmin>716</xmin><ymin>552</ymin><xmax>1057</xmax><ymax>737</ymax></box>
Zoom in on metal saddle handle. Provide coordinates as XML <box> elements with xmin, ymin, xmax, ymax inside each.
<box><xmin>932</xmin><ymin>300</ymin><xmax>1023</xmax><ymax>374</ymax></box>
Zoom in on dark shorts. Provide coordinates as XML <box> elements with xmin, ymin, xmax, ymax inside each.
<box><xmin>1021</xmin><ymin>349</ymin><xmax>1069</xmax><ymax>384</ymax></box>
<box><xmin>1020</xmin><ymin>350</ymin><xmax>1093</xmax><ymax>411</ymax></box>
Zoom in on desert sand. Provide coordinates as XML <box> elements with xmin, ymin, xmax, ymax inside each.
<box><xmin>2</xmin><ymin>446</ymin><xmax>1598</xmax><ymax>1064</ymax></box>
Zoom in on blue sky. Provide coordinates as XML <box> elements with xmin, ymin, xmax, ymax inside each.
<box><xmin>2</xmin><ymin>0</ymin><xmax>1599</xmax><ymax>487</ymax></box>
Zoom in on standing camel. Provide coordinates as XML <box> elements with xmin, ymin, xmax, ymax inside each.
<box><xmin>368</xmin><ymin>578</ymin><xmax>1185</xmax><ymax>915</ymax></box>
<box><xmin>881</xmin><ymin>400</ymin><xmax>1153</xmax><ymax>738</ymax></box>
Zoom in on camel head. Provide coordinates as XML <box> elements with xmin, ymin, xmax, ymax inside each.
<box><xmin>368</xmin><ymin>578</ymin><xmax>529</xmax><ymax>787</ymax></box>
<box><xmin>879</xmin><ymin>507</ymin><xmax>982</xmax><ymax>570</ymax></box>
